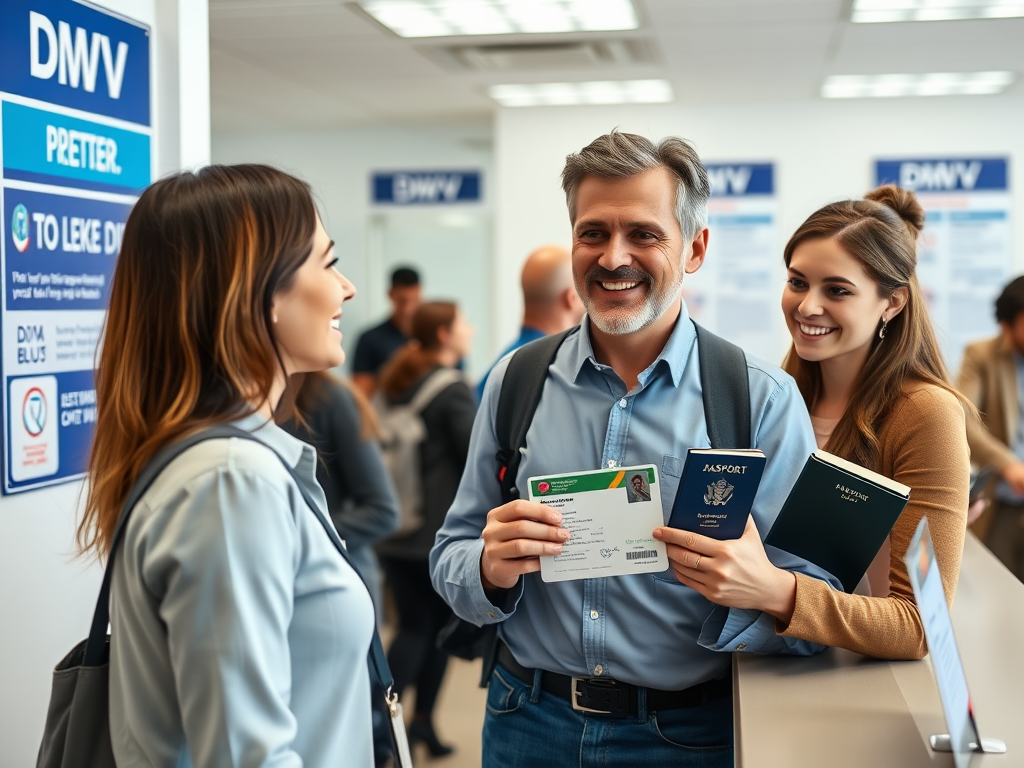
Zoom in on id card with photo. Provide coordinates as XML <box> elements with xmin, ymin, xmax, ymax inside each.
<box><xmin>528</xmin><ymin>465</ymin><xmax>668</xmax><ymax>583</ymax></box>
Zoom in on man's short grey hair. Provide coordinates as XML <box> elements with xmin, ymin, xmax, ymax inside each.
<box><xmin>561</xmin><ymin>130</ymin><xmax>711</xmax><ymax>238</ymax></box>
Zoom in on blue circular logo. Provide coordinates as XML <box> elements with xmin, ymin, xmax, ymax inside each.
<box><xmin>11</xmin><ymin>204</ymin><xmax>29</xmax><ymax>253</ymax></box>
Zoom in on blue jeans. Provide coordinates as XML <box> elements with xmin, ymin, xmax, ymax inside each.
<box><xmin>482</xmin><ymin>664</ymin><xmax>733</xmax><ymax>768</ymax></box>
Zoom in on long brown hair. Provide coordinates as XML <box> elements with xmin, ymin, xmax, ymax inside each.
<box><xmin>378</xmin><ymin>301</ymin><xmax>457</xmax><ymax>400</ymax></box>
<box><xmin>782</xmin><ymin>185</ymin><xmax>972</xmax><ymax>468</ymax></box>
<box><xmin>79</xmin><ymin>164</ymin><xmax>318</xmax><ymax>557</ymax></box>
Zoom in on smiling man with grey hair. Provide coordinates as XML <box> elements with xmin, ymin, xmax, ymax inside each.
<box><xmin>431</xmin><ymin>130</ymin><xmax>825</xmax><ymax>768</ymax></box>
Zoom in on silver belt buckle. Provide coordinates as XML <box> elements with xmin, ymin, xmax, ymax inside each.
<box><xmin>571</xmin><ymin>677</ymin><xmax>611</xmax><ymax>714</ymax></box>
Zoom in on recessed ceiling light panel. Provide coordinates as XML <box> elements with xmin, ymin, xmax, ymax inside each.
<box><xmin>822</xmin><ymin>71</ymin><xmax>1015</xmax><ymax>98</ymax></box>
<box><xmin>488</xmin><ymin>79</ymin><xmax>672</xmax><ymax>107</ymax></box>
<box><xmin>852</xmin><ymin>0</ymin><xmax>1024</xmax><ymax>23</ymax></box>
<box><xmin>359</xmin><ymin>0</ymin><xmax>640</xmax><ymax>38</ymax></box>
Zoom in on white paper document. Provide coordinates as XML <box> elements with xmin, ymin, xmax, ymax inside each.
<box><xmin>527</xmin><ymin>465</ymin><xmax>668</xmax><ymax>583</ymax></box>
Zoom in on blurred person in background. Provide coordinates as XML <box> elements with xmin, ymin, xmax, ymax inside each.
<box><xmin>376</xmin><ymin>301</ymin><xmax>476</xmax><ymax>759</ymax></box>
<box><xmin>958</xmin><ymin>275</ymin><xmax>1024</xmax><ymax>580</ymax></box>
<box><xmin>353</xmin><ymin>266</ymin><xmax>422</xmax><ymax>399</ymax></box>
<box><xmin>279</xmin><ymin>371</ymin><xmax>401</xmax><ymax>768</ymax></box>
<box><xmin>476</xmin><ymin>244</ymin><xmax>585</xmax><ymax>400</ymax></box>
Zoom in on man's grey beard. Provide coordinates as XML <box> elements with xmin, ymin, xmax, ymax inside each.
<box><xmin>580</xmin><ymin>270</ymin><xmax>685</xmax><ymax>335</ymax></box>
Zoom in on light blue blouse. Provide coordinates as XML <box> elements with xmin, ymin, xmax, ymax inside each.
<box><xmin>109</xmin><ymin>414</ymin><xmax>375</xmax><ymax>768</ymax></box>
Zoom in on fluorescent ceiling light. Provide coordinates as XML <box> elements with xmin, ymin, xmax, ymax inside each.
<box><xmin>852</xmin><ymin>0</ymin><xmax>1024</xmax><ymax>23</ymax></box>
<box><xmin>488</xmin><ymin>79</ymin><xmax>672</xmax><ymax>107</ymax></box>
<box><xmin>822</xmin><ymin>72</ymin><xmax>1015</xmax><ymax>98</ymax></box>
<box><xmin>359</xmin><ymin>0</ymin><xmax>639</xmax><ymax>37</ymax></box>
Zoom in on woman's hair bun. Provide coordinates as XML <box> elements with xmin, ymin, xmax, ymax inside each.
<box><xmin>865</xmin><ymin>184</ymin><xmax>925</xmax><ymax>237</ymax></box>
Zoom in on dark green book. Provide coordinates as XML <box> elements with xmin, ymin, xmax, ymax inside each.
<box><xmin>765</xmin><ymin>450</ymin><xmax>910</xmax><ymax>592</ymax></box>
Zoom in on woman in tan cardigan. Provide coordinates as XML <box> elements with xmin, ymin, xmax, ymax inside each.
<box><xmin>655</xmin><ymin>185</ymin><xmax>971</xmax><ymax>660</ymax></box>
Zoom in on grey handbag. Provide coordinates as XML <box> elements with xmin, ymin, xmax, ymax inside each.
<box><xmin>37</xmin><ymin>426</ymin><xmax>410</xmax><ymax>768</ymax></box>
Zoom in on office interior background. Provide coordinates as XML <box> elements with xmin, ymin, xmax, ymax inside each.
<box><xmin>1</xmin><ymin>0</ymin><xmax>1023</xmax><ymax>764</ymax></box>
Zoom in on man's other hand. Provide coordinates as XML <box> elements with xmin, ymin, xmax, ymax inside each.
<box><xmin>480</xmin><ymin>500</ymin><xmax>569</xmax><ymax>591</ymax></box>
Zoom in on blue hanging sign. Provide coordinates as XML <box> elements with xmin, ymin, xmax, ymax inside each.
<box><xmin>372</xmin><ymin>170</ymin><xmax>482</xmax><ymax>205</ymax></box>
<box><xmin>875</xmin><ymin>158</ymin><xmax>1008</xmax><ymax>193</ymax></box>
<box><xmin>706</xmin><ymin>163</ymin><xmax>774</xmax><ymax>197</ymax></box>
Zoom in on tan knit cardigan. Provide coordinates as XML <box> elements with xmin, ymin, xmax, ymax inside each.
<box><xmin>778</xmin><ymin>383</ymin><xmax>969</xmax><ymax>659</ymax></box>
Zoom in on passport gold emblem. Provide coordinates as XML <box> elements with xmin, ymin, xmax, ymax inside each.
<box><xmin>704</xmin><ymin>478</ymin><xmax>734</xmax><ymax>506</ymax></box>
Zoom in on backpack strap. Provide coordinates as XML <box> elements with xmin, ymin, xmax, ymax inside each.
<box><xmin>494</xmin><ymin>327</ymin><xmax>578</xmax><ymax>503</ymax></box>
<box><xmin>408</xmin><ymin>368</ymin><xmax>464</xmax><ymax>414</ymax></box>
<box><xmin>693</xmin><ymin>321</ymin><xmax>751</xmax><ymax>449</ymax></box>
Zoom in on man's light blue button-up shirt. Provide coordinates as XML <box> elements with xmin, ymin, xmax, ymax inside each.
<box><xmin>431</xmin><ymin>304</ymin><xmax>834</xmax><ymax>691</ymax></box>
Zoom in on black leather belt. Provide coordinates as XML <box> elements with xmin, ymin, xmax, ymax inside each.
<box><xmin>496</xmin><ymin>643</ymin><xmax>730</xmax><ymax>716</ymax></box>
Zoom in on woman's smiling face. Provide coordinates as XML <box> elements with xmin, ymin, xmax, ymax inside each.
<box><xmin>782</xmin><ymin>236</ymin><xmax>893</xmax><ymax>367</ymax></box>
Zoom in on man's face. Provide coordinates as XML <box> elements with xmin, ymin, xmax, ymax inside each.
<box><xmin>571</xmin><ymin>166</ymin><xmax>706</xmax><ymax>336</ymax></box>
<box><xmin>632</xmin><ymin>476</ymin><xmax>644</xmax><ymax>492</ymax></box>
<box><xmin>389</xmin><ymin>285</ymin><xmax>421</xmax><ymax>335</ymax></box>
<box><xmin>1001</xmin><ymin>313</ymin><xmax>1024</xmax><ymax>355</ymax></box>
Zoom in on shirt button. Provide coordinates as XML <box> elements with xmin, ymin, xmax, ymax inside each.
<box><xmin>593</xmin><ymin>664</ymin><xmax>604</xmax><ymax>676</ymax></box>
<box><xmin>736</xmin><ymin>643</ymin><xmax>747</xmax><ymax>651</ymax></box>
<box><xmin>618</xmin><ymin>398</ymin><xmax>627</xmax><ymax>408</ymax></box>
<box><xmin>487</xmin><ymin>612</ymin><xmax>496</xmax><ymax>619</ymax></box>
<box><xmin>590</xmin><ymin>610</ymin><xmax>599</xmax><ymax>620</ymax></box>
<box><xmin>606</xmin><ymin>460</ymin><xmax>618</xmax><ymax>469</ymax></box>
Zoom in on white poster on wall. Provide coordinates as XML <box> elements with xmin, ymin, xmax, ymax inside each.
<box><xmin>875</xmin><ymin>158</ymin><xmax>1011</xmax><ymax>373</ymax></box>
<box><xmin>685</xmin><ymin>163</ymin><xmax>785</xmax><ymax>362</ymax></box>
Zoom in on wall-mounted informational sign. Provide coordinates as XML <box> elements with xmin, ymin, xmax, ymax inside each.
<box><xmin>372</xmin><ymin>170</ymin><xmax>482</xmax><ymax>205</ymax></box>
<box><xmin>875</xmin><ymin>158</ymin><xmax>1011</xmax><ymax>372</ymax></box>
<box><xmin>685</xmin><ymin>163</ymin><xmax>783</xmax><ymax>360</ymax></box>
<box><xmin>0</xmin><ymin>0</ymin><xmax>150</xmax><ymax>494</ymax></box>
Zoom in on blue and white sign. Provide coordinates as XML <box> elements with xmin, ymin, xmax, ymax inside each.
<box><xmin>875</xmin><ymin>157</ymin><xmax>1012</xmax><ymax>372</ymax></box>
<box><xmin>707</xmin><ymin>163</ymin><xmax>774</xmax><ymax>197</ymax></box>
<box><xmin>1</xmin><ymin>0</ymin><xmax>150</xmax><ymax>493</ymax></box>
<box><xmin>0</xmin><ymin>0</ymin><xmax>151</xmax><ymax>126</ymax></box>
<box><xmin>688</xmin><ymin>162</ymin><xmax>785</xmax><ymax>360</ymax></box>
<box><xmin>2</xmin><ymin>101</ymin><xmax>150</xmax><ymax>193</ymax></box>
<box><xmin>372</xmin><ymin>171</ymin><xmax>482</xmax><ymax>205</ymax></box>
<box><xmin>876</xmin><ymin>158</ymin><xmax>1007</xmax><ymax>194</ymax></box>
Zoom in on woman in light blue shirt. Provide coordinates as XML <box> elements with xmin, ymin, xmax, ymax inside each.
<box><xmin>76</xmin><ymin>165</ymin><xmax>375</xmax><ymax>767</ymax></box>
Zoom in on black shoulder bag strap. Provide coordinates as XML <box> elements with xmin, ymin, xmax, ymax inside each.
<box><xmin>692</xmin><ymin>321</ymin><xmax>751</xmax><ymax>449</ymax></box>
<box><xmin>495</xmin><ymin>327</ymin><xmax>579</xmax><ymax>502</ymax></box>
<box><xmin>83</xmin><ymin>425</ymin><xmax>395</xmax><ymax>698</ymax></box>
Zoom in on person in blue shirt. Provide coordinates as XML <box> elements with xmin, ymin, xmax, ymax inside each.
<box><xmin>475</xmin><ymin>244</ymin><xmax>584</xmax><ymax>400</ymax></box>
<box><xmin>430</xmin><ymin>131</ymin><xmax>835</xmax><ymax>768</ymax></box>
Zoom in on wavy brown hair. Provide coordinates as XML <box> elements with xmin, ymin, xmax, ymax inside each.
<box><xmin>79</xmin><ymin>164</ymin><xmax>318</xmax><ymax>557</ymax></box>
<box><xmin>378</xmin><ymin>301</ymin><xmax>457</xmax><ymax>400</ymax></box>
<box><xmin>782</xmin><ymin>185</ymin><xmax>972</xmax><ymax>468</ymax></box>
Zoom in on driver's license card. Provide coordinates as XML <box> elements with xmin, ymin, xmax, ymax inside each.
<box><xmin>527</xmin><ymin>464</ymin><xmax>668</xmax><ymax>583</ymax></box>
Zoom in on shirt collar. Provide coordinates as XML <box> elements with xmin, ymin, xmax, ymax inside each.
<box><xmin>569</xmin><ymin>300</ymin><xmax>696</xmax><ymax>388</ymax></box>
<box><xmin>231</xmin><ymin>411</ymin><xmax>314</xmax><ymax>473</ymax></box>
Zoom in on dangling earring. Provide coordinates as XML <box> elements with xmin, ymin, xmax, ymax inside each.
<box><xmin>878</xmin><ymin>317</ymin><xmax>888</xmax><ymax>340</ymax></box>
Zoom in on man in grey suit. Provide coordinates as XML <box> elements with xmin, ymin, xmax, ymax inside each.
<box><xmin>958</xmin><ymin>275</ymin><xmax>1024</xmax><ymax>580</ymax></box>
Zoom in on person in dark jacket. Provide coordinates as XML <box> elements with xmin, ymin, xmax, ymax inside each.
<box><xmin>376</xmin><ymin>301</ymin><xmax>476</xmax><ymax>758</ymax></box>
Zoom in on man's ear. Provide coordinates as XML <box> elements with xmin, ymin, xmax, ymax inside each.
<box><xmin>684</xmin><ymin>228</ymin><xmax>710</xmax><ymax>275</ymax></box>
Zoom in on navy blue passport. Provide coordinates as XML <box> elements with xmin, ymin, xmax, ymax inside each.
<box><xmin>668</xmin><ymin>449</ymin><xmax>767</xmax><ymax>539</ymax></box>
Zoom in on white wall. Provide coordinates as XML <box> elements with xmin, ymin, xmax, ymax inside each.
<box><xmin>211</xmin><ymin>124</ymin><xmax>496</xmax><ymax>373</ymax></box>
<box><xmin>0</xmin><ymin>1</ymin><xmax>210</xmax><ymax>765</ymax></box>
<box><xmin>493</xmin><ymin>96</ymin><xmax>1024</xmax><ymax>358</ymax></box>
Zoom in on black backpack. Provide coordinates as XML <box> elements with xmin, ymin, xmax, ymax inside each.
<box><xmin>437</xmin><ymin>321</ymin><xmax>751</xmax><ymax>686</ymax></box>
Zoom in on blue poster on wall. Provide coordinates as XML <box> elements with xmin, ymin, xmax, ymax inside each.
<box><xmin>0</xmin><ymin>0</ymin><xmax>150</xmax><ymax>494</ymax></box>
<box><xmin>874</xmin><ymin>157</ymin><xmax>1011</xmax><ymax>372</ymax></box>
